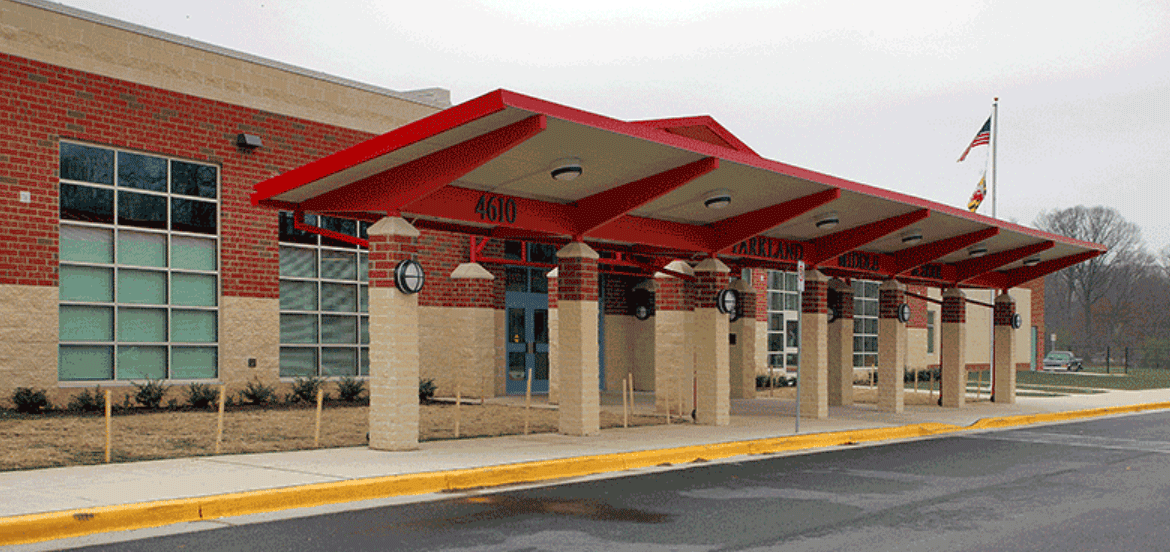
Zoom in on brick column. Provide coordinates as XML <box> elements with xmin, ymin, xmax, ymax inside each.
<box><xmin>366</xmin><ymin>216</ymin><xmax>421</xmax><ymax>451</ymax></box>
<box><xmin>693</xmin><ymin>257</ymin><xmax>731</xmax><ymax>426</ymax></box>
<box><xmin>653</xmin><ymin>260</ymin><xmax>694</xmax><ymax>416</ymax></box>
<box><xmin>798</xmin><ymin>269</ymin><xmax>830</xmax><ymax>419</ymax></box>
<box><xmin>556</xmin><ymin>242</ymin><xmax>600</xmax><ymax>436</ymax></box>
<box><xmin>993</xmin><ymin>292</ymin><xmax>1017</xmax><ymax>404</ymax></box>
<box><xmin>729</xmin><ymin>277</ymin><xmax>757</xmax><ymax>399</ymax></box>
<box><xmin>941</xmin><ymin>288</ymin><xmax>967</xmax><ymax>408</ymax></box>
<box><xmin>448</xmin><ymin>263</ymin><xmax>496</xmax><ymax>398</ymax></box>
<box><xmin>877</xmin><ymin>280</ymin><xmax>907</xmax><ymax>413</ymax></box>
<box><xmin>547</xmin><ymin>268</ymin><xmax>559</xmax><ymax>405</ymax></box>
<box><xmin>827</xmin><ymin>278</ymin><xmax>854</xmax><ymax>406</ymax></box>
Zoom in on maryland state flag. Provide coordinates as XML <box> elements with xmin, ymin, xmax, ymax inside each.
<box><xmin>958</xmin><ymin>117</ymin><xmax>991</xmax><ymax>162</ymax></box>
<box><xmin>968</xmin><ymin>172</ymin><xmax>987</xmax><ymax>212</ymax></box>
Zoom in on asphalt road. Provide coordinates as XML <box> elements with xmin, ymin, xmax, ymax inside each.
<box><xmin>66</xmin><ymin>411</ymin><xmax>1170</xmax><ymax>551</ymax></box>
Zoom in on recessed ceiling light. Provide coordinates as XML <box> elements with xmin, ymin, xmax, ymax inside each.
<box><xmin>968</xmin><ymin>245</ymin><xmax>988</xmax><ymax>258</ymax></box>
<box><xmin>815</xmin><ymin>212</ymin><xmax>839</xmax><ymax>229</ymax></box>
<box><xmin>1023</xmin><ymin>257</ymin><xmax>1041</xmax><ymax>267</ymax></box>
<box><xmin>550</xmin><ymin>158</ymin><xmax>583</xmax><ymax>181</ymax></box>
<box><xmin>901</xmin><ymin>230</ymin><xmax>923</xmax><ymax>245</ymax></box>
<box><xmin>704</xmin><ymin>189</ymin><xmax>732</xmax><ymax>209</ymax></box>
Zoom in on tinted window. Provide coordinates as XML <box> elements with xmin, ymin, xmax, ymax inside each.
<box><xmin>60</xmin><ymin>143</ymin><xmax>113</xmax><ymax>184</ymax></box>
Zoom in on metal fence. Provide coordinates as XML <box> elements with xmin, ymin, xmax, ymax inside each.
<box><xmin>1073</xmin><ymin>346</ymin><xmax>1170</xmax><ymax>372</ymax></box>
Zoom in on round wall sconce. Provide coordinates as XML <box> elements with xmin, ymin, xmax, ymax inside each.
<box><xmin>815</xmin><ymin>212</ymin><xmax>839</xmax><ymax>230</ymax></box>
<box><xmin>704</xmin><ymin>189</ymin><xmax>732</xmax><ymax>209</ymax></box>
<box><xmin>550</xmin><ymin>158</ymin><xmax>583</xmax><ymax>181</ymax></box>
<box><xmin>1012</xmin><ymin>313</ymin><xmax>1023</xmax><ymax>329</ymax></box>
<box><xmin>394</xmin><ymin>259</ymin><xmax>425</xmax><ymax>294</ymax></box>
<box><xmin>897</xmin><ymin>302</ymin><xmax>911</xmax><ymax>323</ymax></box>
<box><xmin>716</xmin><ymin>289</ymin><xmax>738</xmax><ymax>315</ymax></box>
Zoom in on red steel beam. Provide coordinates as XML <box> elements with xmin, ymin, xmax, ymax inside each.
<box><xmin>805</xmin><ymin>209</ymin><xmax>930</xmax><ymax>266</ymax></box>
<box><xmin>292</xmin><ymin>209</ymin><xmax>368</xmax><ymax>247</ymax></box>
<box><xmin>887</xmin><ymin>227</ymin><xmax>1000</xmax><ymax>276</ymax></box>
<box><xmin>572</xmin><ymin>157</ymin><xmax>719</xmax><ymax>239</ymax></box>
<box><xmin>970</xmin><ymin>250</ymin><xmax>1102</xmax><ymax>290</ymax></box>
<box><xmin>953</xmin><ymin>241</ymin><xmax>1054</xmax><ymax>284</ymax></box>
<box><xmin>710</xmin><ymin>188</ymin><xmax>841</xmax><ymax>254</ymax></box>
<box><xmin>299</xmin><ymin>115</ymin><xmax>547</xmax><ymax>213</ymax></box>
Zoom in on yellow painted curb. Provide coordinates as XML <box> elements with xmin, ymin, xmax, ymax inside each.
<box><xmin>4</xmin><ymin>401</ymin><xmax>1170</xmax><ymax>546</ymax></box>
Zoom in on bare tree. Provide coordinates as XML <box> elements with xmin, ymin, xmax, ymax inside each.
<box><xmin>1035</xmin><ymin>206</ymin><xmax>1145</xmax><ymax>351</ymax></box>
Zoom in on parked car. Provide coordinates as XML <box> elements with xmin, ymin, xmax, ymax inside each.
<box><xmin>1043</xmin><ymin>351</ymin><xmax>1083</xmax><ymax>372</ymax></box>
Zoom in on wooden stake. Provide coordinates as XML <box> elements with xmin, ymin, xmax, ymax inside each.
<box><xmin>977</xmin><ymin>370</ymin><xmax>983</xmax><ymax>401</ymax></box>
<box><xmin>629</xmin><ymin>373</ymin><xmax>635</xmax><ymax>414</ymax></box>
<box><xmin>622</xmin><ymin>376</ymin><xmax>629</xmax><ymax>428</ymax></box>
<box><xmin>524</xmin><ymin>368</ymin><xmax>533</xmax><ymax>435</ymax></box>
<box><xmin>104</xmin><ymin>389</ymin><xmax>111</xmax><ymax>463</ymax></box>
<box><xmin>314</xmin><ymin>386</ymin><xmax>323</xmax><ymax>447</ymax></box>
<box><xmin>215</xmin><ymin>384</ymin><xmax>226</xmax><ymax>454</ymax></box>
<box><xmin>455</xmin><ymin>386</ymin><xmax>461</xmax><ymax>439</ymax></box>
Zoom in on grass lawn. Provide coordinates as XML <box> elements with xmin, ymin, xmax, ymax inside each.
<box><xmin>1017</xmin><ymin>368</ymin><xmax>1170</xmax><ymax>391</ymax></box>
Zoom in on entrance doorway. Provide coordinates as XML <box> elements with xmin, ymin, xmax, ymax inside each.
<box><xmin>505</xmin><ymin>266</ymin><xmax>550</xmax><ymax>394</ymax></box>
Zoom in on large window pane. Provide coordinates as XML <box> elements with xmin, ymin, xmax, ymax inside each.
<box><xmin>59</xmin><ymin>345</ymin><xmax>114</xmax><ymax>380</ymax></box>
<box><xmin>172</xmin><ymin>310</ymin><xmax>217</xmax><ymax>342</ymax></box>
<box><xmin>319</xmin><ymin>217</ymin><xmax>357</xmax><ymax>248</ymax></box>
<box><xmin>321</xmin><ymin>348</ymin><xmax>357</xmax><ymax>376</ymax></box>
<box><xmin>117</xmin><ymin>345</ymin><xmax>167</xmax><ymax>379</ymax></box>
<box><xmin>359</xmin><ymin>286</ymin><xmax>368</xmax><ymax>313</ymax></box>
<box><xmin>360</xmin><ymin>316</ymin><xmax>369</xmax><ymax>344</ymax></box>
<box><xmin>321</xmin><ymin>250</ymin><xmax>357</xmax><ymax>280</ymax></box>
<box><xmin>60</xmin><ymin>265</ymin><xmax>113</xmax><ymax>302</ymax></box>
<box><xmin>506</xmin><ymin>267</ymin><xmax>527</xmax><ymax>292</ymax></box>
<box><xmin>280</xmin><ymin>247</ymin><xmax>316</xmax><ymax>278</ymax></box>
<box><xmin>321</xmin><ymin>283</ymin><xmax>356</xmax><ymax>312</ymax></box>
<box><xmin>172</xmin><ymin>273</ymin><xmax>217</xmax><ymax>306</ymax></box>
<box><xmin>59</xmin><ymin>305</ymin><xmax>113</xmax><ymax>341</ymax></box>
<box><xmin>118</xmin><ymin>230</ymin><xmax>166</xmax><ymax>268</ymax></box>
<box><xmin>359</xmin><ymin>254</ymin><xmax>368</xmax><ymax>282</ymax></box>
<box><xmin>171</xmin><ymin>197</ymin><xmax>216</xmax><ymax>234</ymax></box>
<box><xmin>279</xmin><ymin>348</ymin><xmax>316</xmax><ymax>378</ymax></box>
<box><xmin>118</xmin><ymin>307</ymin><xmax>167</xmax><ymax>342</ymax></box>
<box><xmin>119</xmin><ymin>269</ymin><xmax>166</xmax><ymax>304</ymax></box>
<box><xmin>528</xmin><ymin>243</ymin><xmax>558</xmax><ymax>264</ymax></box>
<box><xmin>280</xmin><ymin>314</ymin><xmax>317</xmax><ymax>343</ymax></box>
<box><xmin>118</xmin><ymin>191</ymin><xmax>166</xmax><ymax>229</ymax></box>
<box><xmin>768</xmin><ymin>332</ymin><xmax>784</xmax><ymax>352</ymax></box>
<box><xmin>60</xmin><ymin>225</ymin><xmax>113</xmax><ymax>263</ymax></box>
<box><xmin>321</xmin><ymin>315</ymin><xmax>357</xmax><ymax>344</ymax></box>
<box><xmin>280</xmin><ymin>280</ymin><xmax>317</xmax><ymax>311</ymax></box>
<box><xmin>117</xmin><ymin>152</ymin><xmax>167</xmax><ymax>192</ymax></box>
<box><xmin>171</xmin><ymin>236</ymin><xmax>216</xmax><ymax>270</ymax></box>
<box><xmin>60</xmin><ymin>183</ymin><xmax>114</xmax><ymax>224</ymax></box>
<box><xmin>278</xmin><ymin>211</ymin><xmax>318</xmax><ymax>245</ymax></box>
<box><xmin>170</xmin><ymin>161</ymin><xmax>217</xmax><ymax>199</ymax></box>
<box><xmin>171</xmin><ymin>347</ymin><xmax>217</xmax><ymax>379</ymax></box>
<box><xmin>60</xmin><ymin>143</ymin><xmax>113</xmax><ymax>185</ymax></box>
<box><xmin>360</xmin><ymin>348</ymin><xmax>369</xmax><ymax>376</ymax></box>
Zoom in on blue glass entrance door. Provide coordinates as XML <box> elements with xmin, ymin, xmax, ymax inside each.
<box><xmin>506</xmin><ymin>290</ymin><xmax>549</xmax><ymax>394</ymax></box>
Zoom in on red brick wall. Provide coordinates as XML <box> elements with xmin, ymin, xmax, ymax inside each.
<box><xmin>0</xmin><ymin>53</ymin><xmax>373</xmax><ymax>296</ymax></box>
<box><xmin>416</xmin><ymin>229</ymin><xmax>472</xmax><ymax>308</ymax></box>
<box><xmin>905</xmin><ymin>284</ymin><xmax>929</xmax><ymax>329</ymax></box>
<box><xmin>1021</xmin><ymin>278</ymin><xmax>1045</xmax><ymax>369</ymax></box>
<box><xmin>801</xmin><ymin>280</ymin><xmax>828</xmax><ymax>314</ymax></box>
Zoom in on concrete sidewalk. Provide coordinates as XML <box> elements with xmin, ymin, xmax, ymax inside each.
<box><xmin>3</xmin><ymin>387</ymin><xmax>1170</xmax><ymax>548</ymax></box>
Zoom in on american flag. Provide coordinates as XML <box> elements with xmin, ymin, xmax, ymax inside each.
<box><xmin>957</xmin><ymin>117</ymin><xmax>991</xmax><ymax>162</ymax></box>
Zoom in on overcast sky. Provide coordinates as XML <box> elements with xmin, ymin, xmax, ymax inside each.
<box><xmin>54</xmin><ymin>0</ymin><xmax>1170</xmax><ymax>253</ymax></box>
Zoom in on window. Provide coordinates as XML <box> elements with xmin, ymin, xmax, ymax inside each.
<box><xmin>58</xmin><ymin>143</ymin><xmax>219</xmax><ymax>381</ymax></box>
<box><xmin>278</xmin><ymin>212</ymin><xmax>370</xmax><ymax>378</ymax></box>
<box><xmin>926</xmin><ymin>310</ymin><xmax>936</xmax><ymax>354</ymax></box>
<box><xmin>852</xmin><ymin>280</ymin><xmax>878</xmax><ymax>368</ymax></box>
<box><xmin>766</xmin><ymin>270</ymin><xmax>800</xmax><ymax>371</ymax></box>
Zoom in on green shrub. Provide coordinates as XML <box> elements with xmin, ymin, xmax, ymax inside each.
<box><xmin>68</xmin><ymin>387</ymin><xmax>106</xmax><ymax>412</ymax></box>
<box><xmin>419</xmin><ymin>378</ymin><xmax>436</xmax><ymax>403</ymax></box>
<box><xmin>12</xmin><ymin>387</ymin><xmax>50</xmax><ymax>414</ymax></box>
<box><xmin>239</xmin><ymin>380</ymin><xmax>275</xmax><ymax>405</ymax></box>
<box><xmin>291</xmin><ymin>376</ymin><xmax>324</xmax><ymax>403</ymax></box>
<box><xmin>336</xmin><ymin>377</ymin><xmax>366</xmax><ymax>402</ymax></box>
<box><xmin>186</xmin><ymin>383</ymin><xmax>219</xmax><ymax>409</ymax></box>
<box><xmin>132</xmin><ymin>379</ymin><xmax>169</xmax><ymax>409</ymax></box>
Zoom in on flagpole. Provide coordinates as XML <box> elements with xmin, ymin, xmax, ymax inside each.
<box><xmin>991</xmin><ymin>97</ymin><xmax>998</xmax><ymax>219</ymax></box>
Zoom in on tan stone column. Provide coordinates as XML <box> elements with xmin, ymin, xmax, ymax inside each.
<box><xmin>366</xmin><ymin>216</ymin><xmax>421</xmax><ymax>451</ymax></box>
<box><xmin>729</xmin><ymin>277</ymin><xmax>757</xmax><ymax>399</ymax></box>
<box><xmin>827</xmin><ymin>278</ymin><xmax>854</xmax><ymax>406</ymax></box>
<box><xmin>448</xmin><ymin>263</ymin><xmax>496</xmax><ymax>398</ymax></box>
<box><xmin>556</xmin><ymin>242</ymin><xmax>600</xmax><ymax>436</ymax></box>
<box><xmin>877</xmin><ymin>280</ymin><xmax>907</xmax><ymax>413</ymax></box>
<box><xmin>941</xmin><ymin>288</ymin><xmax>967</xmax><ymax>408</ymax></box>
<box><xmin>693</xmin><ymin>257</ymin><xmax>731</xmax><ymax>425</ymax></box>
<box><xmin>993</xmin><ymin>292</ymin><xmax>1017</xmax><ymax>404</ymax></box>
<box><xmin>653</xmin><ymin>261</ymin><xmax>694</xmax><ymax>416</ymax></box>
<box><xmin>800</xmin><ymin>269</ymin><xmax>830</xmax><ymax>419</ymax></box>
<box><xmin>547</xmin><ymin>268</ymin><xmax>559</xmax><ymax>405</ymax></box>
